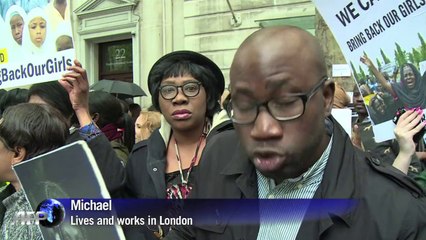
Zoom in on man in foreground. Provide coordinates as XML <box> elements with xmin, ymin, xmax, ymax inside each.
<box><xmin>166</xmin><ymin>26</ymin><xmax>426</xmax><ymax>240</ymax></box>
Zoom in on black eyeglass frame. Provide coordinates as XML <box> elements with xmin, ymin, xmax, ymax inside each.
<box><xmin>229</xmin><ymin>76</ymin><xmax>329</xmax><ymax>125</ymax></box>
<box><xmin>159</xmin><ymin>82</ymin><xmax>203</xmax><ymax>100</ymax></box>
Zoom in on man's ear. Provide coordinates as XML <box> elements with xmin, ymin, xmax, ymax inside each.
<box><xmin>11</xmin><ymin>146</ymin><xmax>26</xmax><ymax>165</ymax></box>
<box><xmin>323</xmin><ymin>79</ymin><xmax>335</xmax><ymax>117</ymax></box>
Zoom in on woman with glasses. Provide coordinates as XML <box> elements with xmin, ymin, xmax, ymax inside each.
<box><xmin>124</xmin><ymin>50</ymin><xmax>232</xmax><ymax>239</ymax></box>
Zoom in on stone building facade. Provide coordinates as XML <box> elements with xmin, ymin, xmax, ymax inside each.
<box><xmin>71</xmin><ymin>0</ymin><xmax>352</xmax><ymax>107</ymax></box>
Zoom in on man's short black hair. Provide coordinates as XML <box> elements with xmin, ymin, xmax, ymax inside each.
<box><xmin>28</xmin><ymin>81</ymin><xmax>74</xmax><ymax>121</ymax></box>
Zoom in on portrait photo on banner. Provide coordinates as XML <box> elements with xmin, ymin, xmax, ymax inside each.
<box><xmin>313</xmin><ymin>0</ymin><xmax>426</xmax><ymax>142</ymax></box>
<box><xmin>0</xmin><ymin>0</ymin><xmax>74</xmax><ymax>90</ymax></box>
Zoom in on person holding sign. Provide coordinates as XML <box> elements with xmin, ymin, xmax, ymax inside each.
<box><xmin>0</xmin><ymin>103</ymin><xmax>69</xmax><ymax>240</ymax></box>
<box><xmin>28</xmin><ymin>60</ymin><xmax>126</xmax><ymax>195</ymax></box>
<box><xmin>392</xmin><ymin>108</ymin><xmax>426</xmax><ymax>175</ymax></box>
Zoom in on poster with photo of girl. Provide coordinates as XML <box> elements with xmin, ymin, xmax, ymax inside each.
<box><xmin>0</xmin><ymin>0</ymin><xmax>74</xmax><ymax>89</ymax></box>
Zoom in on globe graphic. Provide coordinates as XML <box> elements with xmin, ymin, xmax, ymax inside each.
<box><xmin>36</xmin><ymin>199</ymin><xmax>65</xmax><ymax>227</ymax></box>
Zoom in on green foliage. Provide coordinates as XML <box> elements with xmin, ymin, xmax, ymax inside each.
<box><xmin>358</xmin><ymin>65</ymin><xmax>366</xmax><ymax>82</ymax></box>
<box><xmin>412</xmin><ymin>48</ymin><xmax>421</xmax><ymax>68</ymax></box>
<box><xmin>408</xmin><ymin>52</ymin><xmax>415</xmax><ymax>65</ymax></box>
<box><xmin>362</xmin><ymin>51</ymin><xmax>374</xmax><ymax>78</ymax></box>
<box><xmin>380</xmin><ymin>49</ymin><xmax>391</xmax><ymax>64</ymax></box>
<box><xmin>376</xmin><ymin>58</ymin><xmax>382</xmax><ymax>69</ymax></box>
<box><xmin>394</xmin><ymin>43</ymin><xmax>407</xmax><ymax>66</ymax></box>
<box><xmin>418</xmin><ymin>33</ymin><xmax>426</xmax><ymax>61</ymax></box>
<box><xmin>350</xmin><ymin>62</ymin><xmax>358</xmax><ymax>81</ymax></box>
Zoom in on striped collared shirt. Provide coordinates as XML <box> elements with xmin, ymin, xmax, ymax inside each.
<box><xmin>256</xmin><ymin>136</ymin><xmax>332</xmax><ymax>240</ymax></box>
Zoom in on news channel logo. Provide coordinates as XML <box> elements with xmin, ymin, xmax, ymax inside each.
<box><xmin>14</xmin><ymin>199</ymin><xmax>65</xmax><ymax>227</ymax></box>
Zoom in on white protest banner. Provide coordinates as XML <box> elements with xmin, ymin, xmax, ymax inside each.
<box><xmin>0</xmin><ymin>1</ymin><xmax>75</xmax><ymax>89</ymax></box>
<box><xmin>313</xmin><ymin>0</ymin><xmax>426</xmax><ymax>142</ymax></box>
<box><xmin>331</xmin><ymin>108</ymin><xmax>353</xmax><ymax>138</ymax></box>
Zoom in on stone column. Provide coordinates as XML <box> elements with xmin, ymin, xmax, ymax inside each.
<box><xmin>139</xmin><ymin>0</ymin><xmax>172</xmax><ymax>108</ymax></box>
<box><xmin>316</xmin><ymin>10</ymin><xmax>355</xmax><ymax>91</ymax></box>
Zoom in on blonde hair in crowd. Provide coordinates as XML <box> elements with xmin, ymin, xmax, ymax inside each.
<box><xmin>135</xmin><ymin>111</ymin><xmax>162</xmax><ymax>143</ymax></box>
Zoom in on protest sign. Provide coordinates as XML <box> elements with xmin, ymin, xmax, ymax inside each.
<box><xmin>0</xmin><ymin>1</ymin><xmax>75</xmax><ymax>89</ymax></box>
<box><xmin>13</xmin><ymin>141</ymin><xmax>125</xmax><ymax>240</ymax></box>
<box><xmin>332</xmin><ymin>108</ymin><xmax>353</xmax><ymax>138</ymax></box>
<box><xmin>313</xmin><ymin>0</ymin><xmax>426</xmax><ymax>142</ymax></box>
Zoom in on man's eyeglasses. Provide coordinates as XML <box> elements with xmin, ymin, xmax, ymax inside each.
<box><xmin>159</xmin><ymin>82</ymin><xmax>202</xmax><ymax>100</ymax></box>
<box><xmin>228</xmin><ymin>76</ymin><xmax>329</xmax><ymax>124</ymax></box>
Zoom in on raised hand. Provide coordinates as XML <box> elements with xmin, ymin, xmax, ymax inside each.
<box><xmin>351</xmin><ymin>124</ymin><xmax>363</xmax><ymax>150</ymax></box>
<box><xmin>393</xmin><ymin>108</ymin><xmax>426</xmax><ymax>174</ymax></box>
<box><xmin>59</xmin><ymin>59</ymin><xmax>92</xmax><ymax>127</ymax></box>
<box><xmin>394</xmin><ymin>109</ymin><xmax>425</xmax><ymax>155</ymax></box>
<box><xmin>360</xmin><ymin>55</ymin><xmax>373</xmax><ymax>68</ymax></box>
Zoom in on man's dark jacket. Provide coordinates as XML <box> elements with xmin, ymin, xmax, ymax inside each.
<box><xmin>167</xmin><ymin>118</ymin><xmax>426</xmax><ymax>240</ymax></box>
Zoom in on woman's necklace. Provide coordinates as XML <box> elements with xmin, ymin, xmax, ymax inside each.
<box><xmin>166</xmin><ymin>120</ymin><xmax>210</xmax><ymax>200</ymax></box>
<box><xmin>173</xmin><ymin>135</ymin><xmax>205</xmax><ymax>185</ymax></box>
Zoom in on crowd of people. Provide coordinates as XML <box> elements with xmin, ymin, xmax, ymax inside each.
<box><xmin>359</xmin><ymin>55</ymin><xmax>426</xmax><ymax>125</ymax></box>
<box><xmin>0</xmin><ymin>26</ymin><xmax>426</xmax><ymax>240</ymax></box>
